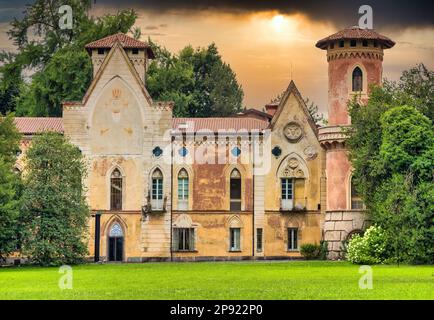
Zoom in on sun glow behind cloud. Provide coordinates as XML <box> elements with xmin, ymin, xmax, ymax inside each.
<box><xmin>1</xmin><ymin>4</ymin><xmax>430</xmax><ymax>116</ymax></box>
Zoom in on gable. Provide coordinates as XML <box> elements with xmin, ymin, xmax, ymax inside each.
<box><xmin>270</xmin><ymin>81</ymin><xmax>318</xmax><ymax>137</ymax></box>
<box><xmin>82</xmin><ymin>41</ymin><xmax>153</xmax><ymax>107</ymax></box>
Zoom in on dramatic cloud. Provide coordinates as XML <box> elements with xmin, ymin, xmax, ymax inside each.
<box><xmin>98</xmin><ymin>0</ymin><xmax>434</xmax><ymax>29</ymax></box>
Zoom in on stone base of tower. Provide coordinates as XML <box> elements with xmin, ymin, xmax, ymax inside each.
<box><xmin>323</xmin><ymin>210</ymin><xmax>370</xmax><ymax>260</ymax></box>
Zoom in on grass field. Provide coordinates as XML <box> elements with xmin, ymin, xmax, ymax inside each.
<box><xmin>0</xmin><ymin>261</ymin><xmax>433</xmax><ymax>300</ymax></box>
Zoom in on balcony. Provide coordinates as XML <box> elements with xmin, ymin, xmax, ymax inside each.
<box><xmin>280</xmin><ymin>198</ymin><xmax>307</xmax><ymax>212</ymax></box>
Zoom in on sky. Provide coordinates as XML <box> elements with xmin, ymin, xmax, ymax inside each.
<box><xmin>0</xmin><ymin>0</ymin><xmax>433</xmax><ymax>116</ymax></box>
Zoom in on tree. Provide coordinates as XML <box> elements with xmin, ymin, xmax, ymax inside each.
<box><xmin>147</xmin><ymin>42</ymin><xmax>244</xmax><ymax>117</ymax></box>
<box><xmin>0</xmin><ymin>53</ymin><xmax>23</xmax><ymax>115</ymax></box>
<box><xmin>347</xmin><ymin>73</ymin><xmax>434</xmax><ymax>264</ymax></box>
<box><xmin>1</xmin><ymin>0</ymin><xmax>138</xmax><ymax>115</ymax></box>
<box><xmin>16</xmin><ymin>49</ymin><xmax>92</xmax><ymax>116</ymax></box>
<box><xmin>21</xmin><ymin>132</ymin><xmax>89</xmax><ymax>265</ymax></box>
<box><xmin>0</xmin><ymin>114</ymin><xmax>22</xmax><ymax>261</ymax></box>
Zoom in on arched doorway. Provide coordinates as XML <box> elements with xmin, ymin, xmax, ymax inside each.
<box><xmin>108</xmin><ymin>223</ymin><xmax>124</xmax><ymax>262</ymax></box>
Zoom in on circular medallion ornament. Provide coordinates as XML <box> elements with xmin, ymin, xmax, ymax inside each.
<box><xmin>304</xmin><ymin>145</ymin><xmax>318</xmax><ymax>160</ymax></box>
<box><xmin>283</xmin><ymin>122</ymin><xmax>303</xmax><ymax>143</ymax></box>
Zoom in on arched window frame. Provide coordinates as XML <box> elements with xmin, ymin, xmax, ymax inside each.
<box><xmin>110</xmin><ymin>168</ymin><xmax>123</xmax><ymax>211</ymax></box>
<box><xmin>349</xmin><ymin>175</ymin><xmax>365</xmax><ymax>210</ymax></box>
<box><xmin>107</xmin><ymin>221</ymin><xmax>125</xmax><ymax>262</ymax></box>
<box><xmin>352</xmin><ymin>66</ymin><xmax>363</xmax><ymax>92</ymax></box>
<box><xmin>229</xmin><ymin>168</ymin><xmax>242</xmax><ymax>211</ymax></box>
<box><xmin>151</xmin><ymin>168</ymin><xmax>164</xmax><ymax>210</ymax></box>
<box><xmin>177</xmin><ymin>168</ymin><xmax>189</xmax><ymax>211</ymax></box>
<box><xmin>276</xmin><ymin>154</ymin><xmax>309</xmax><ymax>211</ymax></box>
<box><xmin>228</xmin><ymin>215</ymin><xmax>243</xmax><ymax>252</ymax></box>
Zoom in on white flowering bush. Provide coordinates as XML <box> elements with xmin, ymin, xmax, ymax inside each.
<box><xmin>347</xmin><ymin>225</ymin><xmax>387</xmax><ymax>264</ymax></box>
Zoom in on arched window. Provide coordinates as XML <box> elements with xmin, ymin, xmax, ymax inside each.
<box><xmin>350</xmin><ymin>177</ymin><xmax>364</xmax><ymax>209</ymax></box>
<box><xmin>228</xmin><ymin>216</ymin><xmax>242</xmax><ymax>251</ymax></box>
<box><xmin>230</xmin><ymin>169</ymin><xmax>241</xmax><ymax>211</ymax></box>
<box><xmin>151</xmin><ymin>169</ymin><xmax>163</xmax><ymax>210</ymax></box>
<box><xmin>108</xmin><ymin>223</ymin><xmax>124</xmax><ymax>261</ymax></box>
<box><xmin>178</xmin><ymin>169</ymin><xmax>189</xmax><ymax>211</ymax></box>
<box><xmin>110</xmin><ymin>169</ymin><xmax>122</xmax><ymax>210</ymax></box>
<box><xmin>352</xmin><ymin>67</ymin><xmax>363</xmax><ymax>92</ymax></box>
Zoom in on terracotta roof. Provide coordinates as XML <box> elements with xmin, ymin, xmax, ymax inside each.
<box><xmin>316</xmin><ymin>26</ymin><xmax>395</xmax><ymax>49</ymax></box>
<box><xmin>85</xmin><ymin>33</ymin><xmax>155</xmax><ymax>58</ymax></box>
<box><xmin>235</xmin><ymin>108</ymin><xmax>273</xmax><ymax>121</ymax></box>
<box><xmin>14</xmin><ymin>117</ymin><xmax>63</xmax><ymax>134</ymax></box>
<box><xmin>13</xmin><ymin>117</ymin><xmax>268</xmax><ymax>135</ymax></box>
<box><xmin>172</xmin><ymin>117</ymin><xmax>269</xmax><ymax>133</ymax></box>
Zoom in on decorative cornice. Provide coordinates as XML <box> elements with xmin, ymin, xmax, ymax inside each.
<box><xmin>327</xmin><ymin>49</ymin><xmax>383</xmax><ymax>62</ymax></box>
<box><xmin>318</xmin><ymin>125</ymin><xmax>349</xmax><ymax>149</ymax></box>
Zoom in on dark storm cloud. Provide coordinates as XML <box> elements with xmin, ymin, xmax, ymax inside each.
<box><xmin>0</xmin><ymin>1</ymin><xmax>432</xmax><ymax>28</ymax></box>
<box><xmin>96</xmin><ymin>0</ymin><xmax>434</xmax><ymax>29</ymax></box>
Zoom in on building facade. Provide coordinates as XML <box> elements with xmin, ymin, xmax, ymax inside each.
<box><xmin>13</xmin><ymin>28</ymin><xmax>394</xmax><ymax>262</ymax></box>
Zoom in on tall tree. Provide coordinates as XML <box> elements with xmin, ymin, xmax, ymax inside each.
<box><xmin>347</xmin><ymin>64</ymin><xmax>434</xmax><ymax>264</ymax></box>
<box><xmin>21</xmin><ymin>132</ymin><xmax>89</xmax><ymax>265</ymax></box>
<box><xmin>0</xmin><ymin>113</ymin><xmax>22</xmax><ymax>260</ymax></box>
<box><xmin>15</xmin><ymin>49</ymin><xmax>92</xmax><ymax>116</ymax></box>
<box><xmin>147</xmin><ymin>42</ymin><xmax>244</xmax><ymax>117</ymax></box>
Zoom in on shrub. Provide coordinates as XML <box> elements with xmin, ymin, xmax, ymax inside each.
<box><xmin>318</xmin><ymin>240</ymin><xmax>328</xmax><ymax>260</ymax></box>
<box><xmin>347</xmin><ymin>225</ymin><xmax>387</xmax><ymax>264</ymax></box>
<box><xmin>301</xmin><ymin>243</ymin><xmax>320</xmax><ymax>260</ymax></box>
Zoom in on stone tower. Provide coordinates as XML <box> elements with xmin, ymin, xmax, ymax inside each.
<box><xmin>316</xmin><ymin>27</ymin><xmax>395</xmax><ymax>259</ymax></box>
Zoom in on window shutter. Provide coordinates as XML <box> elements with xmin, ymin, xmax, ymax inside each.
<box><xmin>189</xmin><ymin>228</ymin><xmax>195</xmax><ymax>251</ymax></box>
<box><xmin>172</xmin><ymin>228</ymin><xmax>179</xmax><ymax>251</ymax></box>
<box><xmin>297</xmin><ymin>228</ymin><xmax>302</xmax><ymax>249</ymax></box>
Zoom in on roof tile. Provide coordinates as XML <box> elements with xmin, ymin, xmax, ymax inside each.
<box><xmin>316</xmin><ymin>26</ymin><xmax>395</xmax><ymax>49</ymax></box>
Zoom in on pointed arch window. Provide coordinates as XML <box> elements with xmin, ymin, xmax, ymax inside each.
<box><xmin>352</xmin><ymin>67</ymin><xmax>363</xmax><ymax>92</ymax></box>
<box><xmin>230</xmin><ymin>169</ymin><xmax>241</xmax><ymax>211</ymax></box>
<box><xmin>350</xmin><ymin>177</ymin><xmax>364</xmax><ymax>209</ymax></box>
<box><xmin>178</xmin><ymin>169</ymin><xmax>189</xmax><ymax>211</ymax></box>
<box><xmin>110</xmin><ymin>169</ymin><xmax>122</xmax><ymax>210</ymax></box>
<box><xmin>151</xmin><ymin>169</ymin><xmax>163</xmax><ymax>210</ymax></box>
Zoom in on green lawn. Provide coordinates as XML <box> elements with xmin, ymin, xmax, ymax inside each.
<box><xmin>0</xmin><ymin>261</ymin><xmax>433</xmax><ymax>299</ymax></box>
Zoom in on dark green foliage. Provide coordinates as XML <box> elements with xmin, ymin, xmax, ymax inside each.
<box><xmin>20</xmin><ymin>132</ymin><xmax>89</xmax><ymax>265</ymax></box>
<box><xmin>347</xmin><ymin>64</ymin><xmax>433</xmax><ymax>264</ymax></box>
<box><xmin>0</xmin><ymin>114</ymin><xmax>22</xmax><ymax>260</ymax></box>
<box><xmin>300</xmin><ymin>243</ymin><xmax>320</xmax><ymax>260</ymax></box>
<box><xmin>0</xmin><ymin>53</ymin><xmax>23</xmax><ymax>115</ymax></box>
<box><xmin>147</xmin><ymin>41</ymin><xmax>244</xmax><ymax>117</ymax></box>
<box><xmin>16</xmin><ymin>50</ymin><xmax>92</xmax><ymax>116</ymax></box>
<box><xmin>372</xmin><ymin>173</ymin><xmax>433</xmax><ymax>264</ymax></box>
<box><xmin>300</xmin><ymin>242</ymin><xmax>328</xmax><ymax>260</ymax></box>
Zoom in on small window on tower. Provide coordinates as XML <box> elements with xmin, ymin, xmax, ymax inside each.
<box><xmin>339</xmin><ymin>40</ymin><xmax>345</xmax><ymax>48</ymax></box>
<box><xmin>330</xmin><ymin>42</ymin><xmax>334</xmax><ymax>49</ymax></box>
<box><xmin>352</xmin><ymin>67</ymin><xmax>363</xmax><ymax>92</ymax></box>
<box><xmin>132</xmin><ymin>48</ymin><xmax>139</xmax><ymax>55</ymax></box>
<box><xmin>373</xmin><ymin>40</ymin><xmax>378</xmax><ymax>47</ymax></box>
<box><xmin>362</xmin><ymin>40</ymin><xmax>368</xmax><ymax>47</ymax></box>
<box><xmin>350</xmin><ymin>40</ymin><xmax>357</xmax><ymax>47</ymax></box>
<box><xmin>97</xmin><ymin>48</ymin><xmax>105</xmax><ymax>55</ymax></box>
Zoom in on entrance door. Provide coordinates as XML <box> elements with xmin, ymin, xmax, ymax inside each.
<box><xmin>108</xmin><ymin>223</ymin><xmax>124</xmax><ymax>262</ymax></box>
